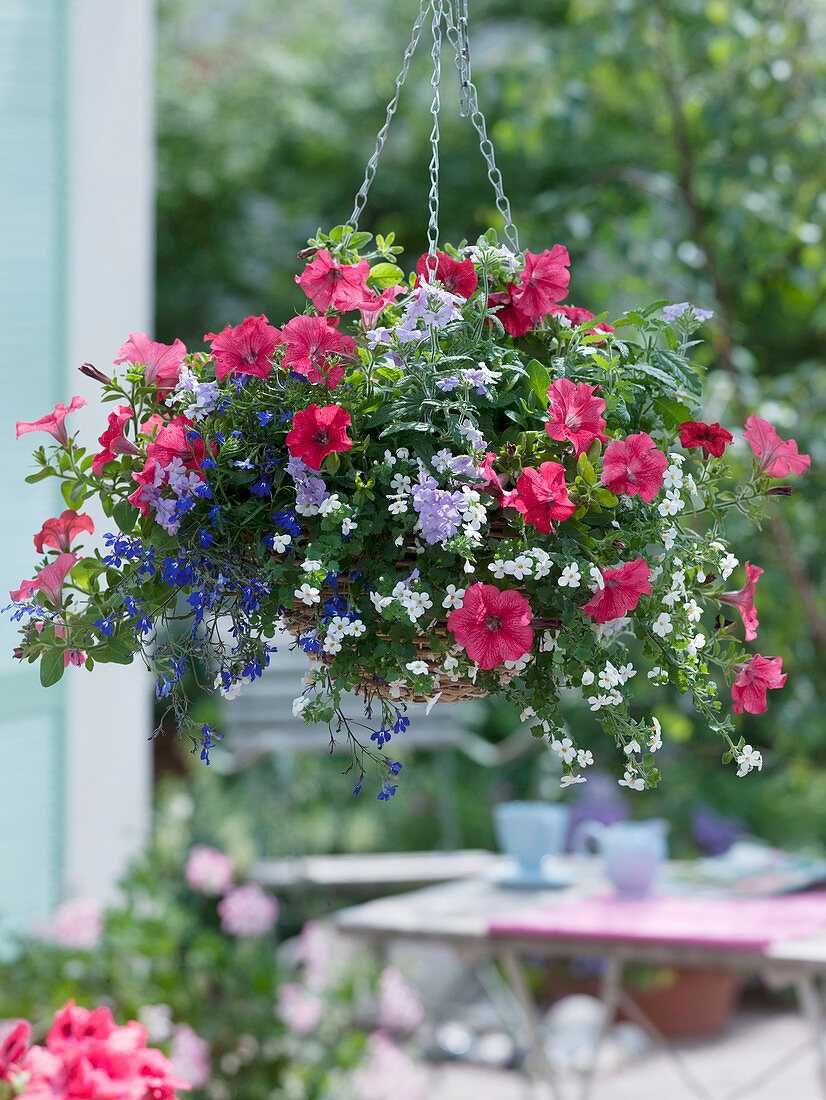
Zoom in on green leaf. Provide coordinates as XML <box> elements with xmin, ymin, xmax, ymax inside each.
<box><xmin>25</xmin><ymin>468</ymin><xmax>56</xmax><ymax>484</ymax></box>
<box><xmin>113</xmin><ymin>500</ymin><xmax>137</xmax><ymax>534</ymax></box>
<box><xmin>525</xmin><ymin>359</ymin><xmax>550</xmax><ymax>404</ymax></box>
<box><xmin>106</xmin><ymin>637</ymin><xmax>137</xmax><ymax>664</ymax></box>
<box><xmin>577</xmin><ymin>453</ymin><xmax>597</xmax><ymax>485</ymax></box>
<box><xmin>40</xmin><ymin>648</ymin><xmax>65</xmax><ymax>688</ymax></box>
<box><xmin>61</xmin><ymin>479</ymin><xmax>87</xmax><ymax>509</ymax></box>
<box><xmin>368</xmin><ymin>262</ymin><xmax>404</xmax><ymax>288</ymax></box>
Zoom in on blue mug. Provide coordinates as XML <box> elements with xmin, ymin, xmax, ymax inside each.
<box><xmin>493</xmin><ymin>801</ymin><xmax>570</xmax><ymax>874</ymax></box>
<box><xmin>573</xmin><ymin>819</ymin><xmax>669</xmax><ymax>898</ymax></box>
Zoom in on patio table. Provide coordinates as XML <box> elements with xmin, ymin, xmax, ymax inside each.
<box><xmin>333</xmin><ymin>860</ymin><xmax>826</xmax><ymax>1100</ymax></box>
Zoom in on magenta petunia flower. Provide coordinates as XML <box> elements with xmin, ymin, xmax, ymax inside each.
<box><xmin>0</xmin><ymin>1020</ymin><xmax>30</xmax><ymax>1079</ymax></box>
<box><xmin>601</xmin><ymin>432</ymin><xmax>668</xmax><ymax>502</ymax></box>
<box><xmin>357</xmin><ymin>285</ymin><xmax>403</xmax><ymax>330</ymax></box>
<box><xmin>280</xmin><ymin>315</ymin><xmax>356</xmax><ymax>391</ymax></box>
<box><xmin>34</xmin><ymin>511</ymin><xmax>95</xmax><ymax>555</ymax></box>
<box><xmin>549</xmin><ymin>304</ymin><xmax>614</xmax><ymax>336</ymax></box>
<box><xmin>286</xmin><ymin>404</ymin><xmax>352</xmax><ymax>471</ymax></box>
<box><xmin>545</xmin><ymin>378</ymin><xmax>608</xmax><ymax>457</ymax></box>
<box><xmin>447</xmin><ymin>583</ymin><xmax>534</xmax><ymax>670</ymax></box>
<box><xmin>510</xmin><ymin>246</ymin><xmax>570</xmax><ymax>319</ymax></box>
<box><xmin>580</xmin><ymin>558</ymin><xmax>651</xmax><ymax>624</ymax></box>
<box><xmin>184</xmin><ymin>845</ymin><xmax>234</xmax><ymax>896</ymax></box>
<box><xmin>487</xmin><ymin>286</ymin><xmax>535</xmax><ymax>337</ymax></box>
<box><xmin>512</xmin><ymin>461</ymin><xmax>575</xmax><ymax>533</ymax></box>
<box><xmin>11</xmin><ymin>552</ymin><xmax>79</xmax><ymax>607</ymax></box>
<box><xmin>147</xmin><ymin>414</ymin><xmax>209</xmax><ymax>471</ymax></box>
<box><xmin>719</xmin><ymin>561</ymin><xmax>763</xmax><ymax>641</ymax></box>
<box><xmin>415</xmin><ymin>251</ymin><xmax>478</xmax><ymax>298</ymax></box>
<box><xmin>679</xmin><ymin>420</ymin><xmax>733</xmax><ymax>458</ymax></box>
<box><xmin>114</xmin><ymin>332</ymin><xmax>187</xmax><ymax>390</ymax></box>
<box><xmin>92</xmin><ymin>406</ymin><xmax>139</xmax><ymax>475</ymax></box>
<box><xmin>16</xmin><ymin>396</ymin><xmax>87</xmax><ymax>448</ymax></box>
<box><xmin>296</xmin><ymin>249</ymin><xmax>371</xmax><ymax>312</ymax></box>
<box><xmin>743</xmin><ymin>414</ymin><xmax>811</xmax><ymax>477</ymax></box>
<box><xmin>128</xmin><ymin>459</ymin><xmax>162</xmax><ymax>517</ymax></box>
<box><xmin>205</xmin><ymin>315</ymin><xmax>282</xmax><ymax>381</ymax></box>
<box><xmin>731</xmin><ymin>654</ymin><xmax>786</xmax><ymax>714</ymax></box>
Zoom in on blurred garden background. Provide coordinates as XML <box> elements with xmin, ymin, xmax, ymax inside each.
<box><xmin>2</xmin><ymin>0</ymin><xmax>826</xmax><ymax>1096</ymax></box>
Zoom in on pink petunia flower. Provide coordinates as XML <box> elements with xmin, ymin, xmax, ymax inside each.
<box><xmin>92</xmin><ymin>406</ymin><xmax>139</xmax><ymax>475</ymax></box>
<box><xmin>16</xmin><ymin>396</ymin><xmax>87</xmax><ymax>448</ymax></box>
<box><xmin>114</xmin><ymin>333</ymin><xmax>187</xmax><ymax>390</ymax></box>
<box><xmin>139</xmin><ymin>414</ymin><xmax>166</xmax><ymax>437</ymax></box>
<box><xmin>545</xmin><ymin>378</ymin><xmax>608</xmax><ymax>457</ymax></box>
<box><xmin>205</xmin><ymin>315</ymin><xmax>282</xmax><ymax>381</ymax></box>
<box><xmin>286</xmin><ymin>404</ymin><xmax>352</xmax><ymax>471</ymax></box>
<box><xmin>731</xmin><ymin>654</ymin><xmax>786</xmax><ymax>714</ymax></box>
<box><xmin>128</xmin><ymin>459</ymin><xmax>162</xmax><ymax>517</ymax></box>
<box><xmin>276</xmin><ymin>984</ymin><xmax>324</xmax><ymax>1036</ymax></box>
<box><xmin>169</xmin><ymin>1024</ymin><xmax>211</xmax><ymax>1090</ymax></box>
<box><xmin>296</xmin><ymin>920</ymin><xmax>330</xmax><ymax>992</ymax></box>
<box><xmin>296</xmin><ymin>249</ymin><xmax>371</xmax><ymax>312</ymax></box>
<box><xmin>549</xmin><ymin>304</ymin><xmax>614</xmax><ymax>335</ymax></box>
<box><xmin>601</xmin><ymin>432</ymin><xmax>668</xmax><ymax>502</ymax></box>
<box><xmin>679</xmin><ymin>420</ymin><xmax>733</xmax><ymax>458</ymax></box>
<box><xmin>378</xmin><ymin>967</ymin><xmax>424</xmax><ymax>1033</ymax></box>
<box><xmin>357</xmin><ymin>285</ymin><xmax>403</xmax><ymax>330</ymax></box>
<box><xmin>415</xmin><ymin>251</ymin><xmax>478</xmax><ymax>298</ymax></box>
<box><xmin>280</xmin><ymin>315</ymin><xmax>356</xmax><ymax>391</ymax></box>
<box><xmin>11</xmin><ymin>552</ymin><xmax>79</xmax><ymax>607</ymax></box>
<box><xmin>350</xmin><ymin>1031</ymin><xmax>425</xmax><ymax>1100</ymax></box>
<box><xmin>34</xmin><ymin>511</ymin><xmax>94</xmax><ymax>554</ymax></box>
<box><xmin>512</xmin><ymin>462</ymin><xmax>575</xmax><ymax>533</ymax></box>
<box><xmin>719</xmin><ymin>562</ymin><xmax>763</xmax><ymax>641</ymax></box>
<box><xmin>147</xmin><ymin>415</ymin><xmax>209</xmax><ymax>471</ymax></box>
<box><xmin>510</xmin><ymin>246</ymin><xmax>570</xmax><ymax>319</ymax></box>
<box><xmin>580</xmin><ymin>559</ymin><xmax>651</xmax><ymax>624</ymax></box>
<box><xmin>184</xmin><ymin>845</ymin><xmax>234</xmax><ymax>896</ymax></box>
<box><xmin>447</xmin><ymin>583</ymin><xmax>534</xmax><ymax>670</ymax></box>
<box><xmin>743</xmin><ymin>414</ymin><xmax>811</xmax><ymax>477</ymax></box>
<box><xmin>487</xmin><ymin>286</ymin><xmax>535</xmax><ymax>337</ymax></box>
<box><xmin>46</xmin><ymin>1001</ymin><xmax>115</xmax><ymax>1052</ymax></box>
<box><xmin>217</xmin><ymin>884</ymin><xmax>279</xmax><ymax>937</ymax></box>
<box><xmin>0</xmin><ymin>1020</ymin><xmax>31</xmax><ymax>1079</ymax></box>
<box><xmin>51</xmin><ymin>897</ymin><xmax>103</xmax><ymax>951</ymax></box>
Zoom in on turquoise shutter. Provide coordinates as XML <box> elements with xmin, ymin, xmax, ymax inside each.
<box><xmin>0</xmin><ymin>0</ymin><xmax>69</xmax><ymax>939</ymax></box>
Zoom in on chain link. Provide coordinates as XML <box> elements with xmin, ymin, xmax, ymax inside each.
<box><xmin>442</xmin><ymin>2</ymin><xmax>520</xmax><ymax>253</ymax></box>
<box><xmin>425</xmin><ymin>0</ymin><xmax>443</xmax><ymax>277</ymax></box>
<box><xmin>454</xmin><ymin>0</ymin><xmax>471</xmax><ymax>117</ymax></box>
<box><xmin>347</xmin><ymin>0</ymin><xmax>430</xmax><ymax>232</ymax></box>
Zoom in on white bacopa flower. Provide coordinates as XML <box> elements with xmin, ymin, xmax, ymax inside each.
<box><xmin>370</xmin><ymin>591</ymin><xmax>393</xmax><ymax>612</ymax></box>
<box><xmin>662</xmin><ymin>526</ymin><xmax>678</xmax><ymax>551</ymax></box>
<box><xmin>597</xmin><ymin>666</ymin><xmax>619</xmax><ymax>691</ymax></box>
<box><xmin>684</xmin><ymin>473</ymin><xmax>698</xmax><ymax>494</ymax></box>
<box><xmin>736</xmin><ymin>744</ymin><xmax>763</xmax><ymax>777</ymax></box>
<box><xmin>425</xmin><ymin>693</ymin><xmax>442</xmax><ymax>715</ymax></box>
<box><xmin>520</xmin><ymin>706</ymin><xmax>537</xmax><ymax>721</ymax></box>
<box><xmin>652</xmin><ymin>611</ymin><xmax>673</xmax><ymax>637</ymax></box>
<box><xmin>684</xmin><ymin>598</ymin><xmax>702</xmax><ymax>623</ymax></box>
<box><xmin>658</xmin><ymin>492</ymin><xmax>684</xmax><ymax>517</ymax></box>
<box><xmin>558</xmin><ymin>563</ymin><xmax>582</xmax><ymax>588</ymax></box>
<box><xmin>589</xmin><ymin>565</ymin><xmax>605</xmax><ymax>590</ymax></box>
<box><xmin>650</xmin><ymin>717</ymin><xmax>662</xmax><ymax>752</ymax></box>
<box><xmin>318</xmin><ymin>494</ymin><xmax>341</xmax><ymax>515</ymax></box>
<box><xmin>388</xmin><ymin>498</ymin><xmax>408</xmax><ymax>515</ymax></box>
<box><xmin>406</xmin><ymin>660</ymin><xmax>430</xmax><ymax>676</ymax></box>
<box><xmin>662</xmin><ymin>464</ymin><xmax>684</xmax><ymax>490</ymax></box>
<box><xmin>647</xmin><ymin>665</ymin><xmax>666</xmax><ymax>681</ymax></box>
<box><xmin>390</xmin><ymin>473</ymin><xmax>413</xmax><ymax>494</ymax></box>
<box><xmin>507</xmin><ymin>556</ymin><xmax>533</xmax><ymax>580</ymax></box>
<box><xmin>720</xmin><ymin>552</ymin><xmax>739</xmax><ymax>580</ymax></box>
<box><xmin>541</xmin><ymin>631</ymin><xmax>557</xmax><ymax>652</ymax></box>
<box><xmin>329</xmin><ymin>615</ymin><xmax>349</xmax><ymax>633</ymax></box>
<box><xmin>396</xmin><ymin>447</ymin><xmax>410</xmax><ymax>461</ymax></box>
<box><xmin>295</xmin><ymin>502</ymin><xmax>319</xmax><ymax>517</ymax></box>
<box><xmin>616</xmin><ymin>662</ymin><xmax>636</xmax><ymax>682</ymax></box>
<box><xmin>555</xmin><ymin>737</ymin><xmax>577</xmax><ymax>764</ymax></box>
<box><xmin>588</xmin><ymin>695</ymin><xmax>606</xmax><ymax>711</ymax></box>
<box><xmin>442</xmin><ymin>584</ymin><xmax>466</xmax><ymax>610</ymax></box>
<box><xmin>292</xmin><ymin>696</ymin><xmax>308</xmax><ymax>717</ymax></box>
<box><xmin>323</xmin><ymin>636</ymin><xmax>342</xmax><ymax>655</ymax></box>
<box><xmin>577</xmin><ymin>749</ymin><xmax>594</xmax><ymax>767</ymax></box>
<box><xmin>463</xmin><ymin>559</ymin><xmax>476</xmax><ymax>574</ymax></box>
<box><xmin>341</xmin><ymin>517</ymin><xmax>358</xmax><ymax>535</ymax></box>
<box><xmin>619</xmin><ymin>770</ymin><xmax>645</xmax><ymax>792</ymax></box>
<box><xmin>388</xmin><ymin>680</ymin><xmax>406</xmax><ymax>699</ymax></box>
<box><xmin>560</xmin><ymin>774</ymin><xmax>588</xmax><ymax>788</ymax></box>
<box><xmin>533</xmin><ymin>553</ymin><xmax>553</xmax><ymax>579</ymax></box>
<box><xmin>383</xmin><ymin>450</ymin><xmax>397</xmax><ymax>466</ymax></box>
<box><xmin>624</xmin><ymin>738</ymin><xmax>642</xmax><ymax>755</ymax></box>
<box><xmin>606</xmin><ymin>689</ymin><xmax>623</xmax><ymax>706</ymax></box>
<box><xmin>668</xmin><ymin>451</ymin><xmax>686</xmax><ymax>465</ymax></box>
<box><xmin>581</xmin><ymin>670</ymin><xmax>595</xmax><ymax>686</ymax></box>
<box><xmin>270</xmin><ymin>533</ymin><xmax>292</xmax><ymax>553</ymax></box>
<box><xmin>686</xmin><ymin>632</ymin><xmax>706</xmax><ymax>657</ymax></box>
<box><xmin>302</xmin><ymin>559</ymin><xmax>323</xmax><ymax>572</ymax></box>
<box><xmin>394</xmin><ymin>534</ymin><xmax>405</xmax><ymax>547</ymax></box>
<box><xmin>349</xmin><ymin>620</ymin><xmax>366</xmax><ymax>638</ymax></box>
<box><xmin>488</xmin><ymin>559</ymin><xmax>507</xmax><ymax>579</ymax></box>
<box><xmin>295</xmin><ymin>584</ymin><xmax>321</xmax><ymax>606</ymax></box>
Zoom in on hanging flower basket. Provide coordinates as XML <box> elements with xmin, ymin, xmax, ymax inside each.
<box><xmin>4</xmin><ymin>0</ymin><xmax>809</xmax><ymax>799</ymax></box>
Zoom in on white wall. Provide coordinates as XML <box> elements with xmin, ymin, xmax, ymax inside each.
<box><xmin>62</xmin><ymin>0</ymin><xmax>155</xmax><ymax>901</ymax></box>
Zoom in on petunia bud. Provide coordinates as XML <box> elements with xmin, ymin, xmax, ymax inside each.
<box><xmin>12</xmin><ymin>647</ymin><xmax>24</xmax><ymax>660</ymax></box>
<box><xmin>505</xmin><ymin>442</ymin><xmax>517</xmax><ymax>457</ymax></box>
<box><xmin>765</xmin><ymin>485</ymin><xmax>793</xmax><ymax>496</ymax></box>
<box><xmin>78</xmin><ymin>362</ymin><xmax>112</xmax><ymax>384</ymax></box>
<box><xmin>698</xmin><ymin>573</ymin><xmax>717</xmax><ymax>586</ymax></box>
<box><xmin>611</xmin><ymin>540</ymin><xmax>627</xmax><ymax>551</ymax></box>
<box><xmin>297</xmin><ymin>247</ymin><xmax>318</xmax><ymax>261</ymax></box>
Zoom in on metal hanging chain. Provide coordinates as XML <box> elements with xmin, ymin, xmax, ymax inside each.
<box><xmin>424</xmin><ymin>0</ymin><xmax>443</xmax><ymax>278</ymax></box>
<box><xmin>347</xmin><ymin>0</ymin><xmax>430</xmax><ymax>232</ymax></box>
<box><xmin>442</xmin><ymin>1</ymin><xmax>521</xmax><ymax>253</ymax></box>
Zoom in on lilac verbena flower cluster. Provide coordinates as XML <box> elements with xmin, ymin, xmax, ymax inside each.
<box><xmin>287</xmin><ymin>456</ymin><xmax>329</xmax><ymax>516</ymax></box>
<box><xmin>166</xmin><ymin>366</ymin><xmax>220</xmax><ymax>420</ymax></box>
<box><xmin>366</xmin><ymin>284</ymin><xmax>462</xmax><ymax>347</ymax></box>
<box><xmin>411</xmin><ymin>473</ymin><xmax>467</xmax><ymax>544</ymax></box>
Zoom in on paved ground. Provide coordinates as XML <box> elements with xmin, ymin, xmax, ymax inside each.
<box><xmin>424</xmin><ymin>1008</ymin><xmax>822</xmax><ymax>1099</ymax></box>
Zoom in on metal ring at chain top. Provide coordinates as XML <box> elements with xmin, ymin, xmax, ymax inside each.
<box><xmin>442</xmin><ymin>2</ymin><xmax>521</xmax><ymax>253</ymax></box>
<box><xmin>347</xmin><ymin>0</ymin><xmax>430</xmax><ymax>232</ymax></box>
<box><xmin>424</xmin><ymin>0</ymin><xmax>443</xmax><ymax>278</ymax></box>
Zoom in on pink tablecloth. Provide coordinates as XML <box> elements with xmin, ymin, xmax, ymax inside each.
<box><xmin>489</xmin><ymin>892</ymin><xmax>826</xmax><ymax>951</ymax></box>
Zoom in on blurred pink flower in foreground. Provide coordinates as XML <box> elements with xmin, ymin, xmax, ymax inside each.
<box><xmin>170</xmin><ymin>1023</ymin><xmax>211</xmax><ymax>1090</ymax></box>
<box><xmin>378</xmin><ymin>967</ymin><xmax>424</xmax><ymax>1033</ymax></box>
<box><xmin>217</xmin><ymin>884</ymin><xmax>278</xmax><ymax>937</ymax></box>
<box><xmin>296</xmin><ymin>920</ymin><xmax>330</xmax><ymax>991</ymax></box>
<box><xmin>276</xmin><ymin>983</ymin><xmax>323</xmax><ymax>1036</ymax></box>
<box><xmin>184</xmin><ymin>844</ymin><xmax>234</xmax><ymax>895</ymax></box>
<box><xmin>51</xmin><ymin>897</ymin><xmax>103</xmax><ymax>950</ymax></box>
<box><xmin>350</xmin><ymin>1031</ymin><xmax>424</xmax><ymax>1100</ymax></box>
